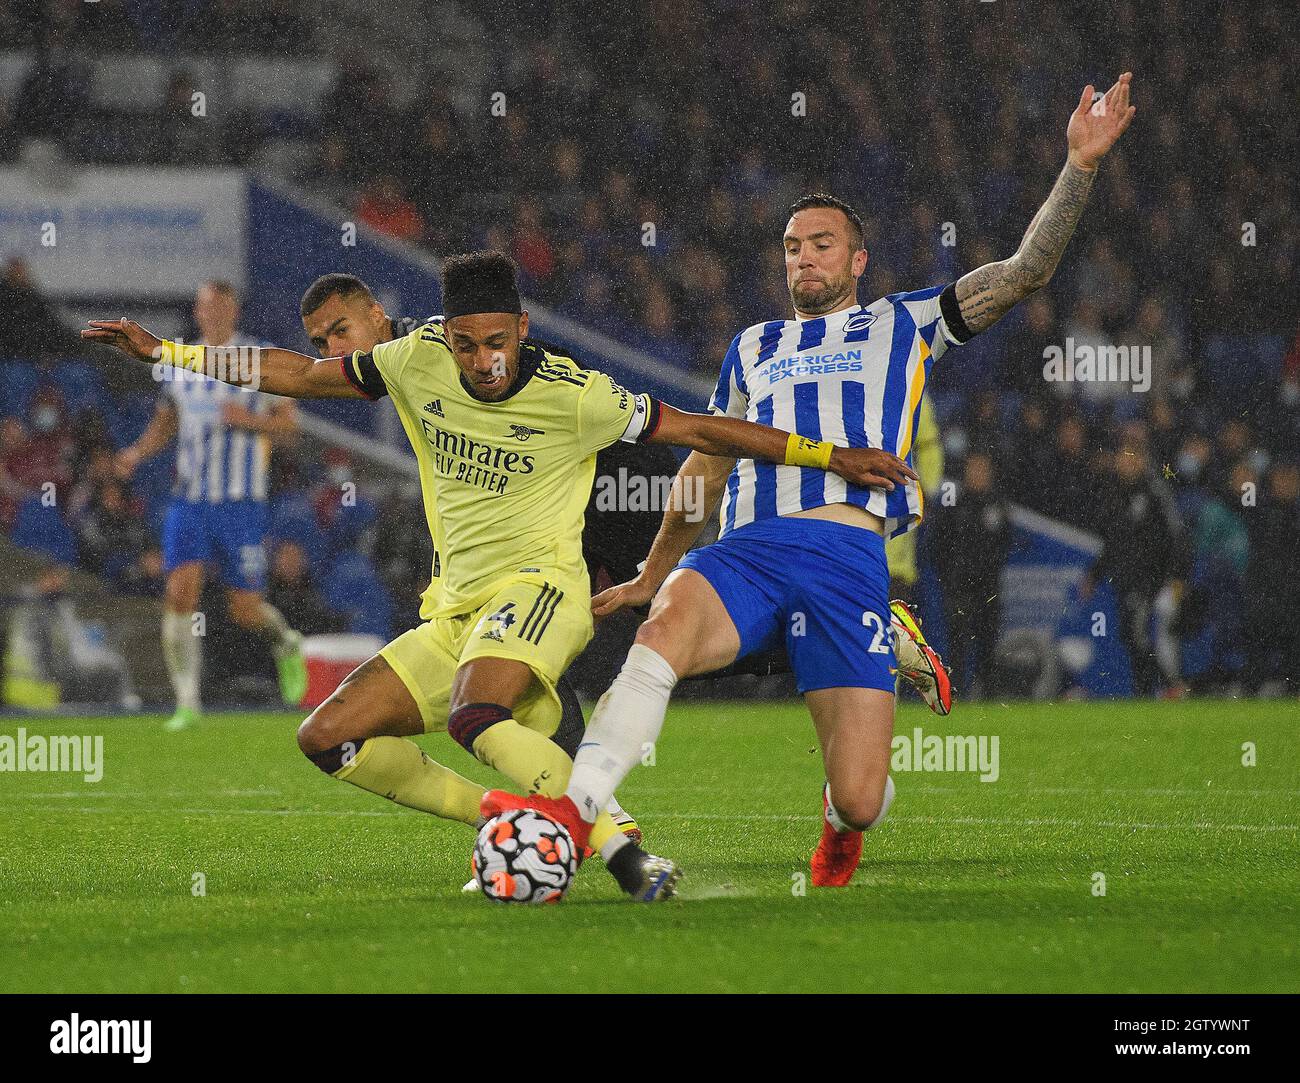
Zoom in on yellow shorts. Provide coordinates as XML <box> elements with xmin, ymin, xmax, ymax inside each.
<box><xmin>379</xmin><ymin>574</ymin><xmax>592</xmax><ymax>737</ymax></box>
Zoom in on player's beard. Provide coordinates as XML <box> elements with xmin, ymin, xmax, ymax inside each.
<box><xmin>790</xmin><ymin>269</ymin><xmax>853</xmax><ymax>316</ymax></box>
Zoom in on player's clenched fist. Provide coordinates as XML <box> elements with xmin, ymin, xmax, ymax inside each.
<box><xmin>81</xmin><ymin>318</ymin><xmax>165</xmax><ymax>363</ymax></box>
<box><xmin>827</xmin><ymin>447</ymin><xmax>919</xmax><ymax>492</ymax></box>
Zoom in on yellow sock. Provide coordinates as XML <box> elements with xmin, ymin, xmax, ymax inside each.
<box><xmin>334</xmin><ymin>736</ymin><xmax>483</xmax><ymax>825</ymax></box>
<box><xmin>471</xmin><ymin>718</ymin><xmax>622</xmax><ymax>850</ymax></box>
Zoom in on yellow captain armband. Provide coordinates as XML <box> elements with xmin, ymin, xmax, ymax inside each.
<box><xmin>158</xmin><ymin>339</ymin><xmax>206</xmax><ymax>373</ymax></box>
<box><xmin>785</xmin><ymin>434</ymin><xmax>833</xmax><ymax>469</ymax></box>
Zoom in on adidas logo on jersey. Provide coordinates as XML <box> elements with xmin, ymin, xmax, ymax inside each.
<box><xmin>424</xmin><ymin>399</ymin><xmax>444</xmax><ymax>417</ymax></box>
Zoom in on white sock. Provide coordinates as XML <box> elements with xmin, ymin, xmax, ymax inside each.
<box><xmin>567</xmin><ymin>643</ymin><xmax>678</xmax><ymax>823</ymax></box>
<box><xmin>825</xmin><ymin>776</ymin><xmax>896</xmax><ymax>832</ymax></box>
<box><xmin>258</xmin><ymin>601</ymin><xmax>299</xmax><ymax>656</ymax></box>
<box><xmin>599</xmin><ymin>796</ymin><xmax>633</xmax><ymax>863</ymax></box>
<box><xmin>870</xmin><ymin>776</ymin><xmax>896</xmax><ymax>829</ymax></box>
<box><xmin>161</xmin><ymin>610</ymin><xmax>202</xmax><ymax>712</ymax></box>
<box><xmin>599</xmin><ymin>833</ymin><xmax>630</xmax><ymax>862</ymax></box>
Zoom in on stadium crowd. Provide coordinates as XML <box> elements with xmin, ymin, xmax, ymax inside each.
<box><xmin>0</xmin><ymin>1</ymin><xmax>1296</xmax><ymax>696</ymax></box>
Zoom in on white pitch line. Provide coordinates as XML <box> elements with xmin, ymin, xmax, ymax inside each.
<box><xmin>629</xmin><ymin>784</ymin><xmax>1300</xmax><ymax>798</ymax></box>
<box><xmin>907</xmin><ymin>785</ymin><xmax>1300</xmax><ymax>798</ymax></box>
<box><xmin>660</xmin><ymin>812</ymin><xmax>1298</xmax><ymax>834</ymax></box>
<box><xmin>0</xmin><ymin>805</ymin><xmax>401</xmax><ymax>818</ymax></box>
<box><xmin>898</xmin><ymin>814</ymin><xmax>1299</xmax><ymax>834</ymax></box>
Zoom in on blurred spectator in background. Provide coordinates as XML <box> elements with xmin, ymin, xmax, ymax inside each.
<box><xmin>1243</xmin><ymin>461</ymin><xmax>1300</xmax><ymax>694</ymax></box>
<box><xmin>510</xmin><ymin>197</ymin><xmax>557</xmax><ymax>289</ymax></box>
<box><xmin>74</xmin><ymin>477</ymin><xmax>151</xmax><ymax>581</ymax></box>
<box><xmin>67</xmin><ymin>445</ymin><xmax>117</xmax><ymax>522</ymax></box>
<box><xmin>0</xmin><ymin>417</ymin><xmax>30</xmax><ymax>531</ymax></box>
<box><xmin>120</xmin><ymin>544</ymin><xmax>166</xmax><ymax>598</ymax></box>
<box><xmin>152</xmin><ymin>70</ymin><xmax>222</xmax><ymax>165</ymax></box>
<box><xmin>371</xmin><ymin>484</ymin><xmax>434</xmax><ymax>632</ymax></box>
<box><xmin>267</xmin><ymin>540</ymin><xmax>343</xmax><ymax>637</ymax></box>
<box><xmin>310</xmin><ymin>449</ymin><xmax>376</xmax><ymax>553</ymax></box>
<box><xmin>1042</xmin><ymin>413</ymin><xmax>1100</xmax><ymax>529</ymax></box>
<box><xmin>354</xmin><ymin>174</ymin><xmax>425</xmax><ymax>243</ymax></box>
<box><xmin>1001</xmin><ymin>395</ymin><xmax>1056</xmax><ymax>513</ymax></box>
<box><xmin>1121</xmin><ymin>297</ymin><xmax>1181</xmax><ymax>400</ymax></box>
<box><xmin>13</xmin><ymin>388</ymin><xmax>74</xmax><ymax>496</ymax></box>
<box><xmin>1175</xmin><ymin>461</ymin><xmax>1252</xmax><ymax>694</ymax></box>
<box><xmin>1083</xmin><ymin>436</ymin><xmax>1182</xmax><ymax>696</ymax></box>
<box><xmin>5</xmin><ymin>26</ymin><xmax>86</xmax><ymax>145</ymax></box>
<box><xmin>1002</xmin><ymin>296</ymin><xmax>1058</xmax><ymax>396</ymax></box>
<box><xmin>932</xmin><ymin>451</ymin><xmax>1012</xmax><ymax>697</ymax></box>
<box><xmin>0</xmin><ymin>258</ymin><xmax>85</xmax><ymax>361</ymax></box>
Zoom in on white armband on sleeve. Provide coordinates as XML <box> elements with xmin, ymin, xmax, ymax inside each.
<box><xmin>619</xmin><ymin>394</ymin><xmax>663</xmax><ymax>444</ymax></box>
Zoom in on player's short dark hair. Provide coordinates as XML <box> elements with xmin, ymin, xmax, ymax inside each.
<box><xmin>789</xmin><ymin>193</ymin><xmax>865</xmax><ymax>248</ymax></box>
<box><xmin>441</xmin><ymin>251</ymin><xmax>521</xmax><ymax>319</ymax></box>
<box><xmin>299</xmin><ymin>273</ymin><xmax>375</xmax><ymax>319</ymax></box>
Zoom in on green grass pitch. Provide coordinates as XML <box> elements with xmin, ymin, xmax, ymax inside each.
<box><xmin>1</xmin><ymin>700</ymin><xmax>1296</xmax><ymax>993</ymax></box>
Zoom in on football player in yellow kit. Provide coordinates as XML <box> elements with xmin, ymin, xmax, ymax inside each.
<box><xmin>83</xmin><ymin>250</ymin><xmax>916</xmax><ymax>900</ymax></box>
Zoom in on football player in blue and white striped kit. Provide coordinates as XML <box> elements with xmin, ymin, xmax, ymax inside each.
<box><xmin>483</xmin><ymin>73</ymin><xmax>1136</xmax><ymax>890</ymax></box>
<box><xmin>117</xmin><ymin>281</ymin><xmax>307</xmax><ymax>730</ymax></box>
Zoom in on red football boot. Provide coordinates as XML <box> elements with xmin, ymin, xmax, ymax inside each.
<box><xmin>889</xmin><ymin>599</ymin><xmax>953</xmax><ymax>716</ymax></box>
<box><xmin>810</xmin><ymin>785</ymin><xmax>863</xmax><ymax>887</ymax></box>
<box><xmin>480</xmin><ymin>790</ymin><xmax>594</xmax><ymax>852</ymax></box>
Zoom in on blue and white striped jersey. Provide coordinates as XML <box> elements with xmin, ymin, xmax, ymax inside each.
<box><xmin>710</xmin><ymin>284</ymin><xmax>972</xmax><ymax>539</ymax></box>
<box><xmin>166</xmin><ymin>334</ymin><xmax>273</xmax><ymax>503</ymax></box>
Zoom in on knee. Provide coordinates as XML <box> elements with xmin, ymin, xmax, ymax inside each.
<box><xmin>297</xmin><ymin>704</ymin><xmax>352</xmax><ymax>757</ymax></box>
<box><xmin>633</xmin><ymin>613</ymin><xmax>691</xmax><ymax>675</ymax></box>
<box><xmin>832</xmin><ymin>776</ymin><xmax>895</xmax><ymax>832</ymax></box>
<box><xmin>633</xmin><ymin>616</ymin><xmax>672</xmax><ymax>657</ymax></box>
<box><xmin>296</xmin><ymin>708</ymin><xmax>368</xmax><ymax>775</ymax></box>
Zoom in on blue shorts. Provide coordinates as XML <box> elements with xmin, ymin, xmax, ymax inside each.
<box><xmin>162</xmin><ymin>499</ymin><xmax>269</xmax><ymax>592</ymax></box>
<box><xmin>678</xmin><ymin>516</ymin><xmax>895</xmax><ymax>694</ymax></box>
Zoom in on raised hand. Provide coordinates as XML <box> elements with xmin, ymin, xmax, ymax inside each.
<box><xmin>80</xmin><ymin>319</ymin><xmax>164</xmax><ymax>364</ymax></box>
<box><xmin>1067</xmin><ymin>72</ymin><xmax>1136</xmax><ymax>171</ymax></box>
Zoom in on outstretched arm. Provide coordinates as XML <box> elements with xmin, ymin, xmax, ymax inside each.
<box><xmin>592</xmin><ymin>449</ymin><xmax>734</xmax><ymax>618</ymax></box>
<box><xmin>954</xmin><ymin>72</ymin><xmax>1136</xmax><ymax>334</ymax></box>
<box><xmin>647</xmin><ymin>403</ymin><xmax>918</xmax><ymax>492</ymax></box>
<box><xmin>80</xmin><ymin>319</ymin><xmax>367</xmax><ymax>399</ymax></box>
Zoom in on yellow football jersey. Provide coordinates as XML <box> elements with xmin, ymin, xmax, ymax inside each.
<box><xmin>343</xmin><ymin>321</ymin><xmax>659</xmax><ymax>618</ymax></box>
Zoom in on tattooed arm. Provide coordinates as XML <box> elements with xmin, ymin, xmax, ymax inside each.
<box><xmin>955</xmin><ymin>72</ymin><xmax>1136</xmax><ymax>334</ymax></box>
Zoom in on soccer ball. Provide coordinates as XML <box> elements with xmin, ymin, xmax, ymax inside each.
<box><xmin>472</xmin><ymin>809</ymin><xmax>578</xmax><ymax>903</ymax></box>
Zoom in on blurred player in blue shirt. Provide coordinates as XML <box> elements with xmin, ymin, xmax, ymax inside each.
<box><xmin>116</xmin><ymin>281</ymin><xmax>306</xmax><ymax>730</ymax></box>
